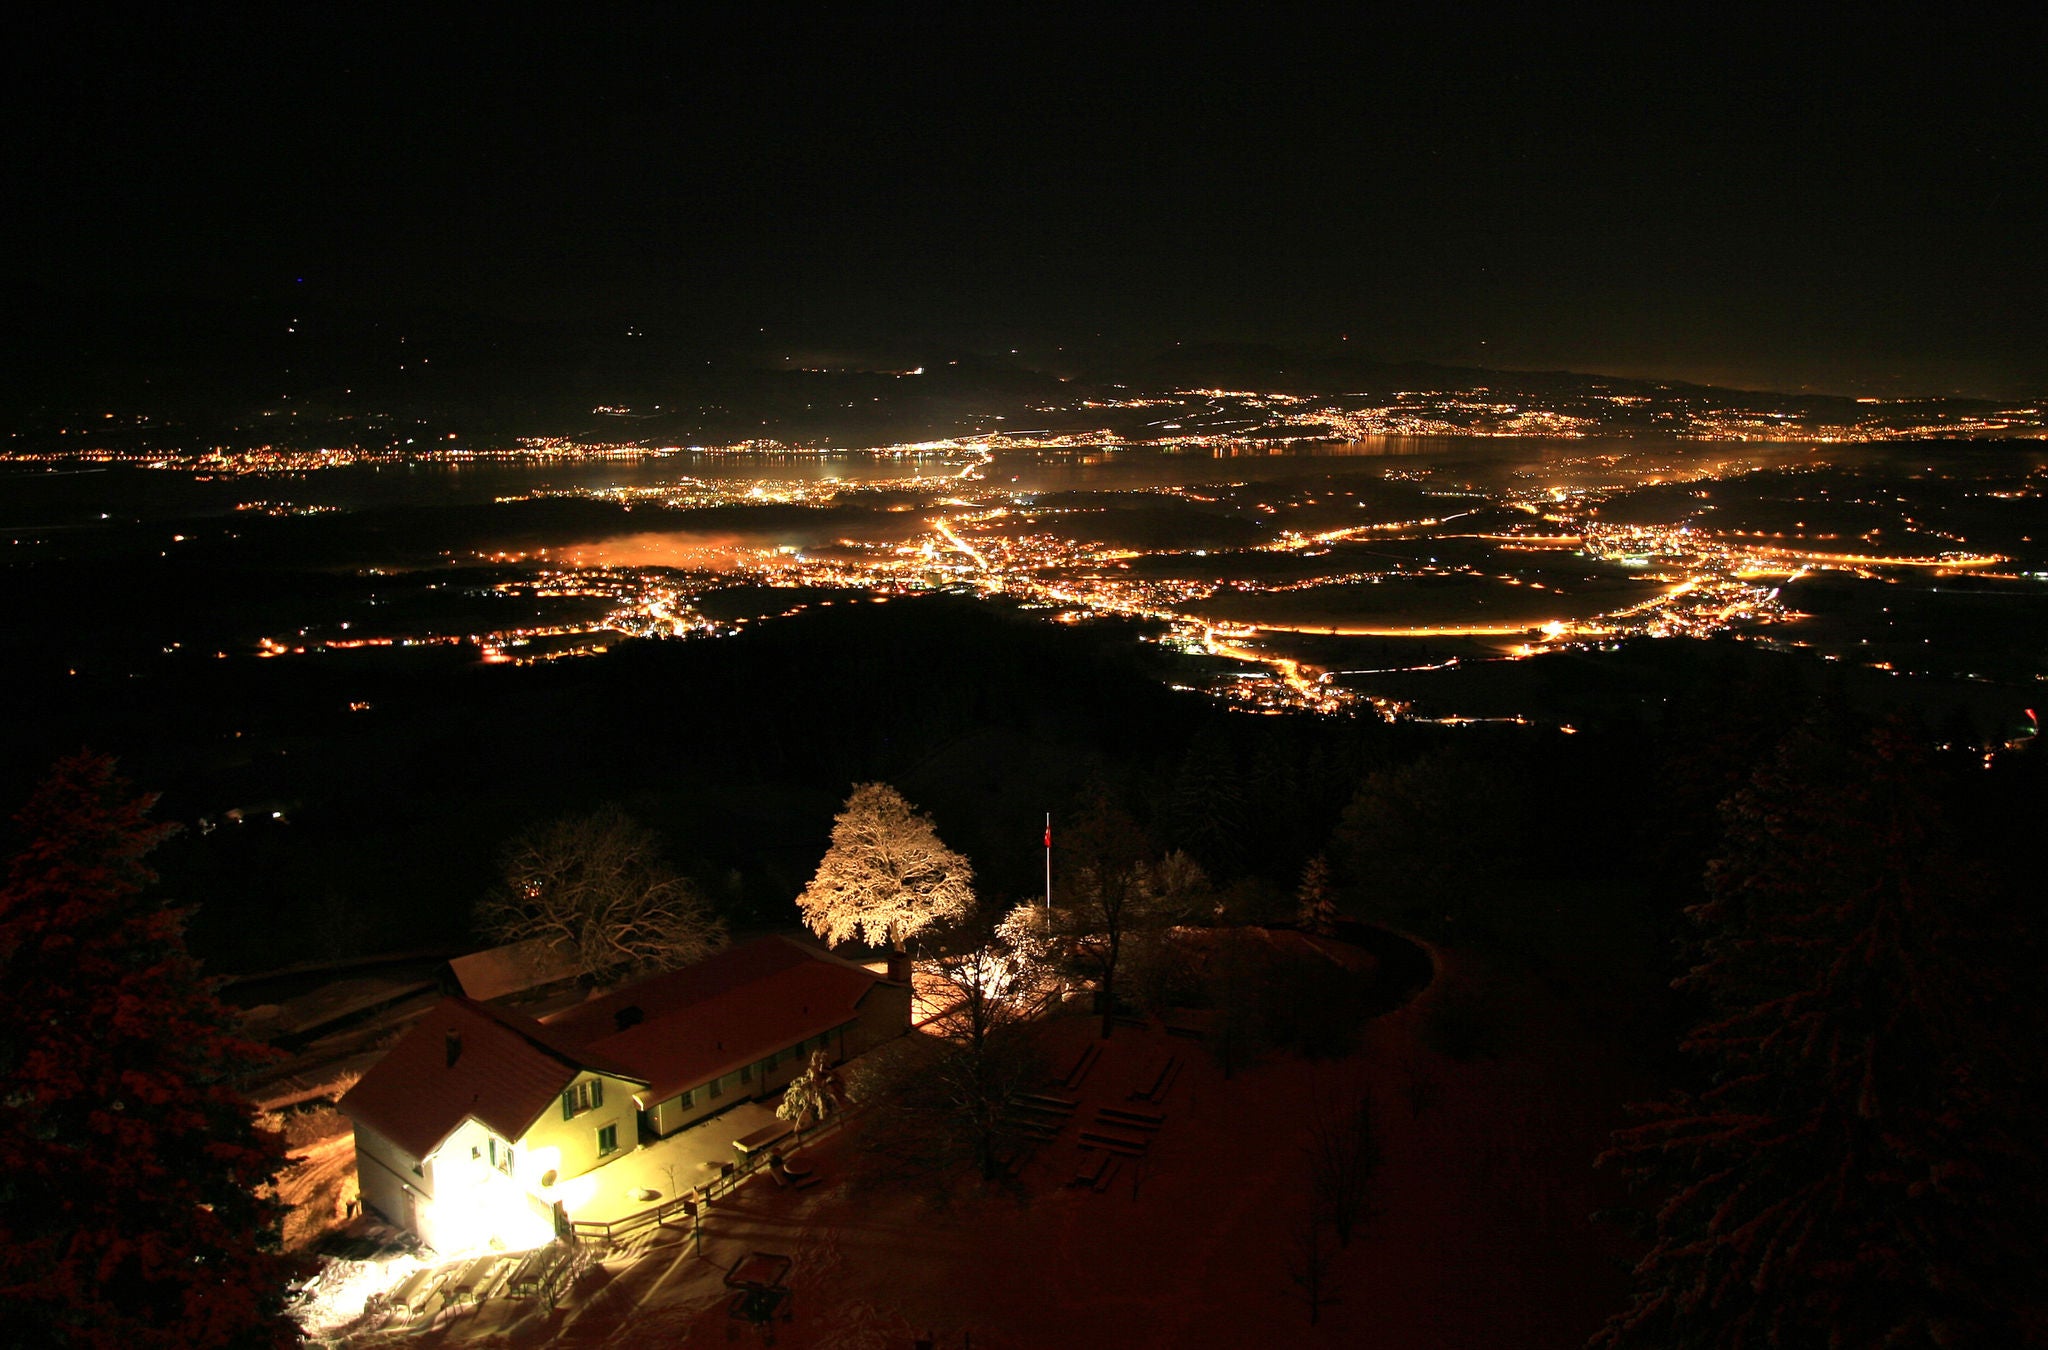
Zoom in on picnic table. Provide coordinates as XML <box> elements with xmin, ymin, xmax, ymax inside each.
<box><xmin>725</xmin><ymin>1250</ymin><xmax>793</xmax><ymax>1292</ymax></box>
<box><xmin>448</xmin><ymin>1253</ymin><xmax>510</xmax><ymax>1306</ymax></box>
<box><xmin>378</xmin><ymin>1266</ymin><xmax>433</xmax><ymax>1318</ymax></box>
<box><xmin>505</xmin><ymin>1244</ymin><xmax>566</xmax><ymax>1297</ymax></box>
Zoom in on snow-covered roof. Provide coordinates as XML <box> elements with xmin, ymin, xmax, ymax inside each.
<box><xmin>339</xmin><ymin>997</ymin><xmax>645</xmax><ymax>1160</ymax></box>
<box><xmin>541</xmin><ymin>936</ymin><xmax>892</xmax><ymax>1105</ymax></box>
<box><xmin>446</xmin><ymin>936</ymin><xmax>581</xmax><ymax>1003</ymax></box>
<box><xmin>342</xmin><ymin>938</ymin><xmax>895</xmax><ymax>1156</ymax></box>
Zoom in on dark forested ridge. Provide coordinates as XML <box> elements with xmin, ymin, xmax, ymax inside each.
<box><xmin>0</xmin><ymin>594</ymin><xmax>2037</xmax><ymax>1006</ymax></box>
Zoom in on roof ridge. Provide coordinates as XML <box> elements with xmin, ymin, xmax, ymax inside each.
<box><xmin>448</xmin><ymin>994</ymin><xmax>650</xmax><ymax>1084</ymax></box>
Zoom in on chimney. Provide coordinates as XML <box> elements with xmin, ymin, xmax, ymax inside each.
<box><xmin>445</xmin><ymin>1029</ymin><xmax>462</xmax><ymax>1067</ymax></box>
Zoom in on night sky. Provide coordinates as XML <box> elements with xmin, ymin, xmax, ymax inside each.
<box><xmin>7</xmin><ymin>8</ymin><xmax>2045</xmax><ymax>398</ymax></box>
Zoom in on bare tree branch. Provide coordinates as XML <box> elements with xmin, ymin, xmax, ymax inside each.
<box><xmin>1305</xmin><ymin>1073</ymin><xmax>1381</xmax><ymax>1247</ymax></box>
<box><xmin>475</xmin><ymin>805</ymin><xmax>726</xmax><ymax>980</ymax></box>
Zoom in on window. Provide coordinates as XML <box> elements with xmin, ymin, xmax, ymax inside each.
<box><xmin>596</xmin><ymin>1124</ymin><xmax>618</xmax><ymax>1157</ymax></box>
<box><xmin>678</xmin><ymin>1088</ymin><xmax>694</xmax><ymax>1109</ymax></box>
<box><xmin>561</xmin><ymin>1078</ymin><xmax>605</xmax><ymax>1120</ymax></box>
<box><xmin>739</xmin><ymin>1062</ymin><xmax>752</xmax><ymax>1084</ymax></box>
<box><xmin>489</xmin><ymin>1138</ymin><xmax>512</xmax><ymax>1176</ymax></box>
<box><xmin>708</xmin><ymin>1075</ymin><xmax>723</xmax><ymax>1100</ymax></box>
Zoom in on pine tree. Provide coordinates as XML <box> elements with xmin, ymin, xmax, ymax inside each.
<box><xmin>0</xmin><ymin>753</ymin><xmax>301</xmax><ymax>1348</ymax></box>
<box><xmin>1295</xmin><ymin>854</ymin><xmax>1338</xmax><ymax>935</ymax></box>
<box><xmin>1598</xmin><ymin>720</ymin><xmax>2045</xmax><ymax>1348</ymax></box>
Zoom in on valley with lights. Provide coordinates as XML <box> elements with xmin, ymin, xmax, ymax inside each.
<box><xmin>6</xmin><ymin>373</ymin><xmax>2046</xmax><ymax>731</ymax></box>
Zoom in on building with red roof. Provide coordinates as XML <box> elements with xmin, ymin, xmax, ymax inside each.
<box><xmin>339</xmin><ymin>935</ymin><xmax>909</xmax><ymax>1251</ymax></box>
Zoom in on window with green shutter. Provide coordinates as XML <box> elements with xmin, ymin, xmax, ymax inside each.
<box><xmin>562</xmin><ymin>1079</ymin><xmax>603</xmax><ymax>1118</ymax></box>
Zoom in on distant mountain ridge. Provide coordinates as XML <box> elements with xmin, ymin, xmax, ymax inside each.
<box><xmin>1</xmin><ymin>284</ymin><xmax>2028</xmax><ymax>441</ymax></box>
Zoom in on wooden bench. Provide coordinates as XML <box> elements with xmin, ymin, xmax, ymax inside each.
<box><xmin>1078</xmin><ymin>1128</ymin><xmax>1148</xmax><ymax>1155</ymax></box>
<box><xmin>1096</xmin><ymin>1105</ymin><xmax>1164</xmax><ymax>1130</ymax></box>
<box><xmin>1003</xmin><ymin>1109</ymin><xmax>1071</xmax><ymax>1135</ymax></box>
<box><xmin>1061</xmin><ymin>1040</ymin><xmax>1102</xmax><ymax>1089</ymax></box>
<box><xmin>1092</xmin><ymin>1155</ymin><xmax>1124</xmax><ymax>1192</ymax></box>
<box><xmin>732</xmin><ymin>1120</ymin><xmax>793</xmax><ymax>1160</ymax></box>
<box><xmin>1011</xmin><ymin>1091</ymin><xmax>1078</xmax><ymax>1112</ymax></box>
<box><xmin>1130</xmin><ymin>1053</ymin><xmax>1180</xmax><ymax>1103</ymax></box>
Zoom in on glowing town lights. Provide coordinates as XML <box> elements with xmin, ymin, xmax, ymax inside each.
<box><xmin>57</xmin><ymin>395</ymin><xmax>2038</xmax><ymax>718</ymax></box>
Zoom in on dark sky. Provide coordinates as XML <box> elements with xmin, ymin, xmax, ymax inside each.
<box><xmin>7</xmin><ymin>8</ymin><xmax>2045</xmax><ymax>398</ymax></box>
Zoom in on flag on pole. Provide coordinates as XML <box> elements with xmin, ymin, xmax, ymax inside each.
<box><xmin>1044</xmin><ymin>812</ymin><xmax>1053</xmax><ymax>910</ymax></box>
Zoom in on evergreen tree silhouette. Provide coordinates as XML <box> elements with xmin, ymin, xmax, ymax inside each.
<box><xmin>1598</xmin><ymin>720</ymin><xmax>2046</xmax><ymax>1347</ymax></box>
<box><xmin>0</xmin><ymin>753</ymin><xmax>302</xmax><ymax>1348</ymax></box>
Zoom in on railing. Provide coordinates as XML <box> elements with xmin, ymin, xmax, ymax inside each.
<box><xmin>567</xmin><ymin>1106</ymin><xmax>859</xmax><ymax>1248</ymax></box>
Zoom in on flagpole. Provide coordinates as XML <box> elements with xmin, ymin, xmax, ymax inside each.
<box><xmin>1044</xmin><ymin>812</ymin><xmax>1052</xmax><ymax>911</ymax></box>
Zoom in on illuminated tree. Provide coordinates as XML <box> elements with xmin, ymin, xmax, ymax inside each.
<box><xmin>1141</xmin><ymin>848</ymin><xmax>1214</xmax><ymax>924</ymax></box>
<box><xmin>476</xmin><ymin>806</ymin><xmax>726</xmax><ymax>980</ymax></box>
<box><xmin>775</xmin><ymin>1050</ymin><xmax>842</xmax><ymax>1137</ymax></box>
<box><xmin>993</xmin><ymin>899</ymin><xmax>1052</xmax><ymax>960</ymax></box>
<box><xmin>1598</xmin><ymin>720</ymin><xmax>2045</xmax><ymax>1348</ymax></box>
<box><xmin>919</xmin><ymin>921</ymin><xmax>1060</xmax><ymax>1058</ymax></box>
<box><xmin>0</xmin><ymin>753</ymin><xmax>301</xmax><ymax>1348</ymax></box>
<box><xmin>795</xmin><ymin>783</ymin><xmax>974</xmax><ymax>951</ymax></box>
<box><xmin>906</xmin><ymin>912</ymin><xmax>1061</xmax><ymax>1181</ymax></box>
